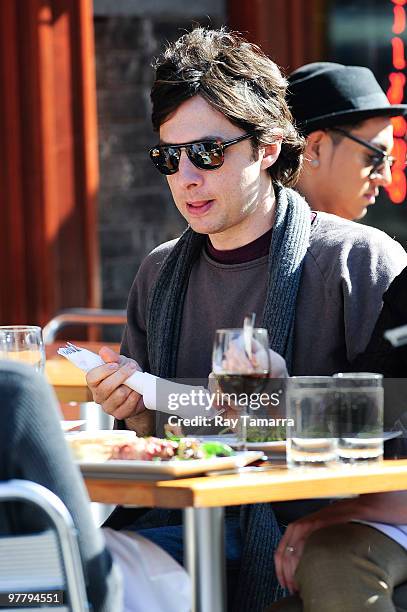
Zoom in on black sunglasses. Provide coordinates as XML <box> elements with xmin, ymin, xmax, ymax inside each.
<box><xmin>149</xmin><ymin>133</ymin><xmax>253</xmax><ymax>175</ymax></box>
<box><xmin>330</xmin><ymin>127</ymin><xmax>396</xmax><ymax>177</ymax></box>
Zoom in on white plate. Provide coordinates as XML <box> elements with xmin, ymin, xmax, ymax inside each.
<box><xmin>383</xmin><ymin>431</ymin><xmax>403</xmax><ymax>441</ymax></box>
<box><xmin>245</xmin><ymin>440</ymin><xmax>286</xmax><ymax>452</ymax></box>
<box><xmin>338</xmin><ymin>431</ymin><xmax>402</xmax><ymax>442</ymax></box>
<box><xmin>243</xmin><ymin>432</ymin><xmax>400</xmax><ymax>452</ymax></box>
<box><xmin>77</xmin><ymin>450</ymin><xmax>264</xmax><ymax>479</ymax></box>
<box><xmin>60</xmin><ymin>420</ymin><xmax>86</xmax><ymax>432</ymax></box>
<box><xmin>242</xmin><ymin>432</ymin><xmax>401</xmax><ymax>452</ymax></box>
<box><xmin>190</xmin><ymin>434</ymin><xmax>286</xmax><ymax>453</ymax></box>
<box><xmin>186</xmin><ymin>432</ymin><xmax>402</xmax><ymax>454</ymax></box>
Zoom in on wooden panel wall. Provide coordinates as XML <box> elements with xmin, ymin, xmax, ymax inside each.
<box><xmin>0</xmin><ymin>0</ymin><xmax>100</xmax><ymax>326</ymax></box>
<box><xmin>227</xmin><ymin>0</ymin><xmax>327</xmax><ymax>73</ymax></box>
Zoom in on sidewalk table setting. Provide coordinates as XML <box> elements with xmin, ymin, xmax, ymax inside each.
<box><xmin>71</xmin><ymin>334</ymin><xmax>406</xmax><ymax>612</ymax></box>
<box><xmin>2</xmin><ymin>324</ymin><xmax>407</xmax><ymax>612</ymax></box>
<box><xmin>81</xmin><ymin>456</ymin><xmax>407</xmax><ymax>612</ymax></box>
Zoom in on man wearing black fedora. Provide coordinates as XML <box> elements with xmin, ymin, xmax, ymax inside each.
<box><xmin>260</xmin><ymin>63</ymin><xmax>407</xmax><ymax>612</ymax></box>
<box><xmin>287</xmin><ymin>62</ymin><xmax>407</xmax><ymax>221</ymax></box>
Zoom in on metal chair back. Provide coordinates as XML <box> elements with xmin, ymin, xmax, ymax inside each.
<box><xmin>0</xmin><ymin>480</ymin><xmax>88</xmax><ymax>612</ymax></box>
<box><xmin>43</xmin><ymin>308</ymin><xmax>126</xmax><ymax>344</ymax></box>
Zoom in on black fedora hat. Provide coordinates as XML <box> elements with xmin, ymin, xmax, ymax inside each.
<box><xmin>287</xmin><ymin>62</ymin><xmax>407</xmax><ymax>134</ymax></box>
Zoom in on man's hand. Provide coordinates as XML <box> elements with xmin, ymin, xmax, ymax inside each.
<box><xmin>86</xmin><ymin>346</ymin><xmax>144</xmax><ymax>420</ymax></box>
<box><xmin>274</xmin><ymin>513</ymin><xmax>327</xmax><ymax>593</ymax></box>
<box><xmin>219</xmin><ymin>344</ymin><xmax>288</xmax><ymax>378</ymax></box>
<box><xmin>274</xmin><ymin>494</ymin><xmax>387</xmax><ymax>593</ymax></box>
<box><xmin>275</xmin><ymin>490</ymin><xmax>407</xmax><ymax>593</ymax></box>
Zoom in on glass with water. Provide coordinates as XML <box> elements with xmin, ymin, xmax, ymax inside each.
<box><xmin>286</xmin><ymin>376</ymin><xmax>337</xmax><ymax>467</ymax></box>
<box><xmin>0</xmin><ymin>326</ymin><xmax>46</xmax><ymax>373</ymax></box>
<box><xmin>334</xmin><ymin>373</ymin><xmax>383</xmax><ymax>463</ymax></box>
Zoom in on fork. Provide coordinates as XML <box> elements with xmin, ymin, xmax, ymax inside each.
<box><xmin>57</xmin><ymin>342</ymin><xmax>106</xmax><ymax>372</ymax></box>
<box><xmin>58</xmin><ymin>342</ymin><xmax>82</xmax><ymax>356</ymax></box>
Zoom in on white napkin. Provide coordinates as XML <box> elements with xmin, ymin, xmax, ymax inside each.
<box><xmin>58</xmin><ymin>345</ymin><xmax>219</xmax><ymax>419</ymax></box>
<box><xmin>103</xmin><ymin>528</ymin><xmax>191</xmax><ymax>612</ymax></box>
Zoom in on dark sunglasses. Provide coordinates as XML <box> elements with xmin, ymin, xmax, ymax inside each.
<box><xmin>149</xmin><ymin>133</ymin><xmax>253</xmax><ymax>175</ymax></box>
<box><xmin>330</xmin><ymin>127</ymin><xmax>396</xmax><ymax>177</ymax></box>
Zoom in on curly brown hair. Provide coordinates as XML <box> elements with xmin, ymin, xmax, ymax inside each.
<box><xmin>151</xmin><ymin>27</ymin><xmax>304</xmax><ymax>187</ymax></box>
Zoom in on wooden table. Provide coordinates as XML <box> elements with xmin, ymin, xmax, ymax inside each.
<box><xmin>84</xmin><ymin>459</ymin><xmax>407</xmax><ymax>612</ymax></box>
<box><xmin>45</xmin><ymin>342</ymin><xmax>120</xmax><ymax>403</ymax></box>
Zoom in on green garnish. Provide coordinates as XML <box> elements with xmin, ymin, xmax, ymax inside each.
<box><xmin>165</xmin><ymin>431</ymin><xmax>182</xmax><ymax>442</ymax></box>
<box><xmin>201</xmin><ymin>441</ymin><xmax>234</xmax><ymax>457</ymax></box>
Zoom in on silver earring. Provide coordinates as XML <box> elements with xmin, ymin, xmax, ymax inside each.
<box><xmin>310</xmin><ymin>159</ymin><xmax>320</xmax><ymax>167</ymax></box>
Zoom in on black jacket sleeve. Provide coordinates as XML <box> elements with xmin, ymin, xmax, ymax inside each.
<box><xmin>352</xmin><ymin>266</ymin><xmax>407</xmax><ymax>377</ymax></box>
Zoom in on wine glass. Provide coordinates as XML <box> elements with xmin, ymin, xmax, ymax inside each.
<box><xmin>0</xmin><ymin>326</ymin><xmax>46</xmax><ymax>374</ymax></box>
<box><xmin>212</xmin><ymin>327</ymin><xmax>270</xmax><ymax>450</ymax></box>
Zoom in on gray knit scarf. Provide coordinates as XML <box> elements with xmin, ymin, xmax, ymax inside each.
<box><xmin>145</xmin><ymin>185</ymin><xmax>311</xmax><ymax>612</ymax></box>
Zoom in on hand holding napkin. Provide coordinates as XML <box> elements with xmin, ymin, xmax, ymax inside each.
<box><xmin>58</xmin><ymin>344</ymin><xmax>220</xmax><ymax>419</ymax></box>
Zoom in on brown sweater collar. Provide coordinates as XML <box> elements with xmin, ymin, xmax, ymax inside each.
<box><xmin>206</xmin><ymin>212</ymin><xmax>317</xmax><ymax>265</ymax></box>
<box><xmin>206</xmin><ymin>228</ymin><xmax>273</xmax><ymax>264</ymax></box>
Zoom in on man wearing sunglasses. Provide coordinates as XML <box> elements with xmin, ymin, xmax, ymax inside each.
<box><xmin>287</xmin><ymin>62</ymin><xmax>406</xmax><ymax>221</ymax></box>
<box><xmin>86</xmin><ymin>29</ymin><xmax>407</xmax><ymax>612</ymax></box>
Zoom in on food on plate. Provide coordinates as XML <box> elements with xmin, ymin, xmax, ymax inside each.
<box><xmin>246</xmin><ymin>425</ymin><xmax>286</xmax><ymax>443</ymax></box>
<box><xmin>65</xmin><ymin>430</ymin><xmax>234</xmax><ymax>462</ymax></box>
<box><xmin>65</xmin><ymin>430</ymin><xmax>139</xmax><ymax>461</ymax></box>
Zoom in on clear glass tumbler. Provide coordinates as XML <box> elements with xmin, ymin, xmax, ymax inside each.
<box><xmin>286</xmin><ymin>376</ymin><xmax>337</xmax><ymax>468</ymax></box>
<box><xmin>334</xmin><ymin>372</ymin><xmax>384</xmax><ymax>464</ymax></box>
<box><xmin>0</xmin><ymin>325</ymin><xmax>46</xmax><ymax>374</ymax></box>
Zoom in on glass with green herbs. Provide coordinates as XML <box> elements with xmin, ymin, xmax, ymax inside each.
<box><xmin>286</xmin><ymin>376</ymin><xmax>337</xmax><ymax>468</ymax></box>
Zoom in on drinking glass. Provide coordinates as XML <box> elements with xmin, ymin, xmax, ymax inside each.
<box><xmin>334</xmin><ymin>373</ymin><xmax>383</xmax><ymax>463</ymax></box>
<box><xmin>0</xmin><ymin>326</ymin><xmax>46</xmax><ymax>374</ymax></box>
<box><xmin>212</xmin><ymin>328</ymin><xmax>270</xmax><ymax>450</ymax></box>
<box><xmin>286</xmin><ymin>376</ymin><xmax>337</xmax><ymax>468</ymax></box>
